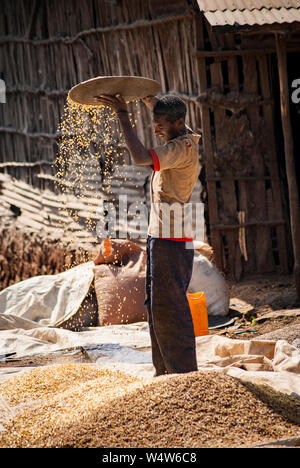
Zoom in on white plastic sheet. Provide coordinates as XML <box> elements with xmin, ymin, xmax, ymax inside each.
<box><xmin>0</xmin><ymin>262</ymin><xmax>94</xmax><ymax>329</ymax></box>
<box><xmin>0</xmin><ymin>261</ymin><xmax>299</xmax><ymax>402</ymax></box>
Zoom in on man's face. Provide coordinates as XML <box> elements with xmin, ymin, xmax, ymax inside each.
<box><xmin>153</xmin><ymin>114</ymin><xmax>184</xmax><ymax>142</ymax></box>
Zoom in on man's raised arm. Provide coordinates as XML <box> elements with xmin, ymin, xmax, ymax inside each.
<box><xmin>94</xmin><ymin>94</ymin><xmax>153</xmax><ymax>166</ymax></box>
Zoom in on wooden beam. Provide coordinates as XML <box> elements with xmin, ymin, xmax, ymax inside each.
<box><xmin>194</xmin><ymin>48</ymin><xmax>275</xmax><ymax>57</ymax></box>
<box><xmin>275</xmin><ymin>32</ymin><xmax>300</xmax><ymax>298</ymax></box>
<box><xmin>193</xmin><ymin>14</ymin><xmax>223</xmax><ymax>271</ymax></box>
<box><xmin>206</xmin><ymin>176</ymin><xmax>280</xmax><ymax>181</ymax></box>
<box><xmin>211</xmin><ymin>220</ymin><xmax>286</xmax><ymax>230</ymax></box>
<box><xmin>210</xmin><ymin>22</ymin><xmax>300</xmax><ymax>36</ymax></box>
<box><xmin>194</xmin><ymin>47</ymin><xmax>300</xmax><ymax>58</ymax></box>
<box><xmin>196</xmin><ymin>65</ymin><xmax>224</xmax><ymax>271</ymax></box>
<box><xmin>243</xmin><ymin>55</ymin><xmax>274</xmax><ymax>273</ymax></box>
<box><xmin>210</xmin><ymin>61</ymin><xmax>241</xmax><ymax>279</ymax></box>
<box><xmin>257</xmin><ymin>54</ymin><xmax>289</xmax><ymax>273</ymax></box>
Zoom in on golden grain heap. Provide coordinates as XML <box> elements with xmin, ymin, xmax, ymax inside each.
<box><xmin>0</xmin><ymin>363</ymin><xmax>299</xmax><ymax>448</ymax></box>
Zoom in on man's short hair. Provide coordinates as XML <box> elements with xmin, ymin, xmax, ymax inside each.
<box><xmin>153</xmin><ymin>95</ymin><xmax>186</xmax><ymax>122</ymax></box>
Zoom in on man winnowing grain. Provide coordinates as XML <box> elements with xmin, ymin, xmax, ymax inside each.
<box><xmin>94</xmin><ymin>93</ymin><xmax>200</xmax><ymax>376</ymax></box>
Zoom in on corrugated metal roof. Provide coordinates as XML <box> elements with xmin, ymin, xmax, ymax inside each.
<box><xmin>204</xmin><ymin>7</ymin><xmax>300</xmax><ymax>26</ymax></box>
<box><xmin>197</xmin><ymin>1</ymin><xmax>300</xmax><ymax>27</ymax></box>
<box><xmin>198</xmin><ymin>1</ymin><xmax>299</xmax><ymax>10</ymax></box>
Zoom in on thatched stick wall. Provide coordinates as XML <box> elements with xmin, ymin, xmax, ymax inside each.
<box><xmin>0</xmin><ymin>0</ymin><xmax>200</xmax><ymax>170</ymax></box>
<box><xmin>0</xmin><ymin>0</ymin><xmax>295</xmax><ymax>280</ymax></box>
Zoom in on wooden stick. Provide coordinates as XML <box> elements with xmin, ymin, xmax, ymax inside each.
<box><xmin>257</xmin><ymin>53</ymin><xmax>288</xmax><ymax>273</ymax></box>
<box><xmin>0</xmin><ymin>127</ymin><xmax>59</xmax><ymax>139</ymax></box>
<box><xmin>206</xmin><ymin>176</ymin><xmax>280</xmax><ymax>181</ymax></box>
<box><xmin>228</xmin><ymin>55</ymin><xmax>249</xmax><ymax>277</ymax></box>
<box><xmin>6</xmin><ymin>86</ymin><xmax>68</xmax><ymax>96</ymax></box>
<box><xmin>243</xmin><ymin>55</ymin><xmax>274</xmax><ymax>273</ymax></box>
<box><xmin>210</xmin><ymin>61</ymin><xmax>240</xmax><ymax>279</ymax></box>
<box><xmin>275</xmin><ymin>32</ymin><xmax>300</xmax><ymax>297</ymax></box>
<box><xmin>198</xmin><ymin>98</ymin><xmax>273</xmax><ymax>110</ymax></box>
<box><xmin>0</xmin><ymin>161</ymin><xmax>54</xmax><ymax>167</ymax></box>
<box><xmin>196</xmin><ymin>64</ymin><xmax>223</xmax><ymax>270</ymax></box>
<box><xmin>26</xmin><ymin>0</ymin><xmax>40</xmax><ymax>40</ymax></box>
<box><xmin>238</xmin><ymin>211</ymin><xmax>248</xmax><ymax>261</ymax></box>
<box><xmin>211</xmin><ymin>220</ymin><xmax>286</xmax><ymax>230</ymax></box>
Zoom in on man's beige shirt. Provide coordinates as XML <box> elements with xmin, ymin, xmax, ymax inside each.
<box><xmin>148</xmin><ymin>133</ymin><xmax>200</xmax><ymax>239</ymax></box>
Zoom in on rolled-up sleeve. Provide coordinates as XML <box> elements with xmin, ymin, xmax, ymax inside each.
<box><xmin>149</xmin><ymin>138</ymin><xmax>188</xmax><ymax>171</ymax></box>
<box><xmin>149</xmin><ymin>149</ymin><xmax>160</xmax><ymax>171</ymax></box>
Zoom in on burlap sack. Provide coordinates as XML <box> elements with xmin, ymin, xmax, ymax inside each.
<box><xmin>93</xmin><ymin>240</ymin><xmax>147</xmax><ymax>326</ymax></box>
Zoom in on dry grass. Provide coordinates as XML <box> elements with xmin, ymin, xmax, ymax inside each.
<box><xmin>0</xmin><ymin>363</ymin><xmax>299</xmax><ymax>448</ymax></box>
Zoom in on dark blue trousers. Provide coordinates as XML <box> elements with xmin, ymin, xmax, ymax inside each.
<box><xmin>145</xmin><ymin>236</ymin><xmax>198</xmax><ymax>375</ymax></box>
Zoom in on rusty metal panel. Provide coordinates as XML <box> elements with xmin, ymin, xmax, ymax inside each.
<box><xmin>197</xmin><ymin>1</ymin><xmax>300</xmax><ymax>11</ymax></box>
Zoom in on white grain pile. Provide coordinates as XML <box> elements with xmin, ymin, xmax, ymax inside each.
<box><xmin>0</xmin><ymin>363</ymin><xmax>299</xmax><ymax>448</ymax></box>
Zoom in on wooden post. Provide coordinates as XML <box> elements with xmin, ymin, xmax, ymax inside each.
<box><xmin>193</xmin><ymin>15</ymin><xmax>223</xmax><ymax>271</ymax></box>
<box><xmin>275</xmin><ymin>32</ymin><xmax>300</xmax><ymax>298</ymax></box>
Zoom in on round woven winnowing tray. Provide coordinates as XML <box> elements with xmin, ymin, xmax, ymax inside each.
<box><xmin>68</xmin><ymin>76</ymin><xmax>161</xmax><ymax>106</ymax></box>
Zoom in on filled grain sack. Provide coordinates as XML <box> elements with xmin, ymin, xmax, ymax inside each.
<box><xmin>188</xmin><ymin>252</ymin><xmax>230</xmax><ymax>316</ymax></box>
<box><xmin>93</xmin><ymin>240</ymin><xmax>147</xmax><ymax>326</ymax></box>
<box><xmin>94</xmin><ymin>239</ymin><xmax>229</xmax><ymax>322</ymax></box>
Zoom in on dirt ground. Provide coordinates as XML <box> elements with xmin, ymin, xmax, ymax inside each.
<box><xmin>215</xmin><ymin>273</ymin><xmax>300</xmax><ymax>343</ymax></box>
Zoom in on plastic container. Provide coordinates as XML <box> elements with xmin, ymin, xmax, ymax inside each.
<box><xmin>187</xmin><ymin>291</ymin><xmax>209</xmax><ymax>337</ymax></box>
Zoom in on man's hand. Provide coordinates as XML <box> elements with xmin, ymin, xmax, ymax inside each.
<box><xmin>93</xmin><ymin>94</ymin><xmax>128</xmax><ymax>114</ymax></box>
<box><xmin>93</xmin><ymin>93</ymin><xmax>153</xmax><ymax>166</ymax></box>
<box><xmin>142</xmin><ymin>95</ymin><xmax>158</xmax><ymax>111</ymax></box>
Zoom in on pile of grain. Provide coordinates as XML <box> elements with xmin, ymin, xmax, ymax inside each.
<box><xmin>0</xmin><ymin>363</ymin><xmax>299</xmax><ymax>448</ymax></box>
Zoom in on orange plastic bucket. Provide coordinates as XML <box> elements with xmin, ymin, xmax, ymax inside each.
<box><xmin>187</xmin><ymin>292</ymin><xmax>209</xmax><ymax>337</ymax></box>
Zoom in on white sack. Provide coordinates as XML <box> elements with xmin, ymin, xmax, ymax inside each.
<box><xmin>189</xmin><ymin>253</ymin><xmax>230</xmax><ymax>316</ymax></box>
